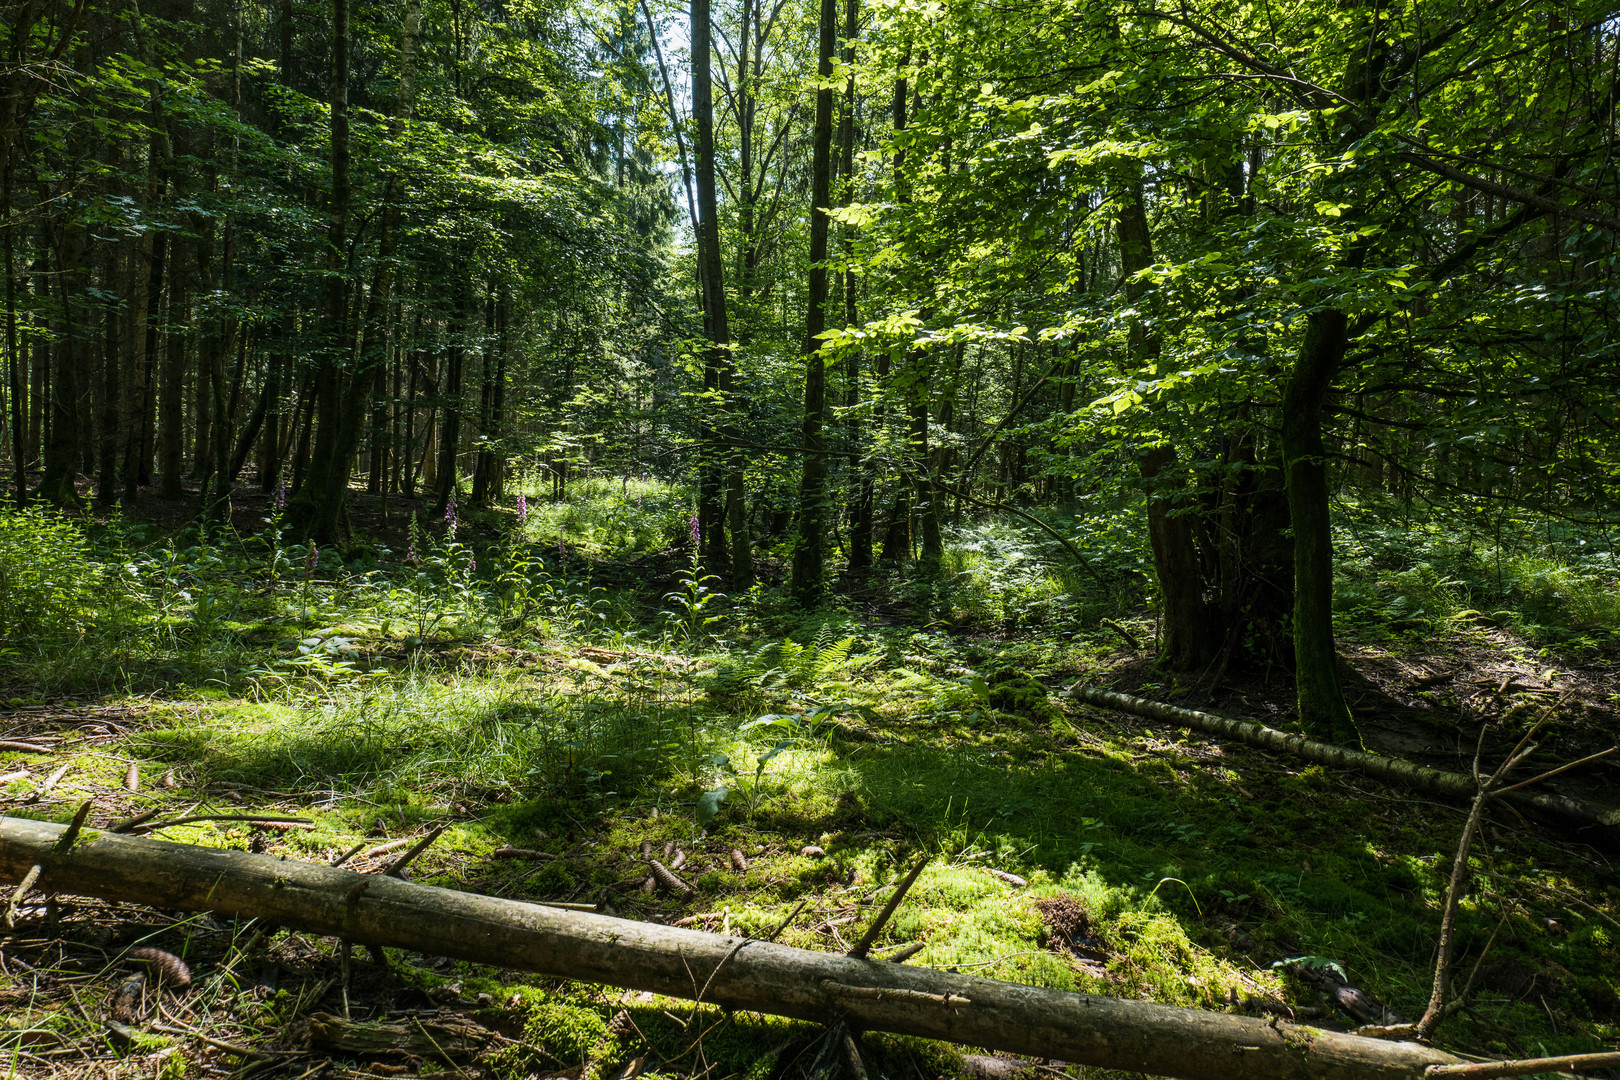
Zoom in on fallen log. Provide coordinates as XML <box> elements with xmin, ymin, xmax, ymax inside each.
<box><xmin>1066</xmin><ymin>687</ymin><xmax>1620</xmax><ymax>831</ymax></box>
<box><xmin>0</xmin><ymin>815</ymin><xmax>1459</xmax><ymax>1080</ymax></box>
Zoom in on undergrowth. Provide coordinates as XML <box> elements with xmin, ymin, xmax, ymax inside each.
<box><xmin>2</xmin><ymin>483</ymin><xmax>1618</xmax><ymax>1077</ymax></box>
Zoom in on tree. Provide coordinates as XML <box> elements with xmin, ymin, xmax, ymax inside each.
<box><xmin>787</xmin><ymin>0</ymin><xmax>837</xmax><ymax>604</ymax></box>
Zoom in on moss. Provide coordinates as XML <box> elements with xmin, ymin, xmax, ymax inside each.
<box><xmin>983</xmin><ymin>668</ymin><xmax>1064</xmax><ymax>727</ymax></box>
<box><xmin>523</xmin><ymin>998</ymin><xmax>611</xmax><ymax>1062</ymax></box>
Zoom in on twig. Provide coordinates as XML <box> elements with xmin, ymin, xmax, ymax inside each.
<box><xmin>842</xmin><ymin>1029</ymin><xmax>870</xmax><ymax>1080</ymax></box>
<box><xmin>821</xmin><ymin>980</ymin><xmax>970</xmax><ymax>1008</ymax></box>
<box><xmin>1100</xmin><ymin>619</ymin><xmax>1141</xmax><ymax>651</ymax></box>
<box><xmin>1418</xmin><ymin>721</ymin><xmax>1548</xmax><ymax>1041</ymax></box>
<box><xmin>848</xmin><ymin>853</ymin><xmax>930</xmax><ymax>960</ymax></box>
<box><xmin>109</xmin><ymin>808</ymin><xmax>164</xmax><ymax>833</ymax></box>
<box><xmin>359</xmin><ymin>837</ymin><xmax>414</xmax><ymax>860</ymax></box>
<box><xmin>1418</xmin><ymin>735</ymin><xmax>1492</xmax><ymax>1040</ymax></box>
<box><xmin>1490</xmin><ymin>746</ymin><xmax>1616</xmax><ymax>798</ymax></box>
<box><xmin>883</xmin><ymin>942</ymin><xmax>926</xmax><ymax>964</ymax></box>
<box><xmin>1426</xmin><ymin>1051</ymin><xmax>1620</xmax><ymax>1078</ymax></box>
<box><xmin>52</xmin><ymin>801</ymin><xmax>92</xmax><ymax>853</ymax></box>
<box><xmin>492</xmin><ymin>847</ymin><xmax>557</xmax><ymax>860</ymax></box>
<box><xmin>330</xmin><ymin>841</ymin><xmax>368</xmax><ymax>868</ymax></box>
<box><xmin>691</xmin><ymin>938</ymin><xmax>751</xmax><ymax>1016</ymax></box>
<box><xmin>150</xmin><ymin>1021</ymin><xmax>293</xmax><ymax>1060</ymax></box>
<box><xmin>384</xmin><ymin>825</ymin><xmax>446</xmax><ymax>878</ymax></box>
<box><xmin>146</xmin><ymin>813</ymin><xmax>313</xmax><ymax>830</ymax></box>
<box><xmin>5</xmin><ymin>864</ymin><xmax>41</xmax><ymax>928</ymax></box>
<box><xmin>764</xmin><ymin>899</ymin><xmax>809</xmax><ymax>943</ymax></box>
<box><xmin>1444</xmin><ymin>911</ymin><xmax>1509</xmax><ymax>1023</ymax></box>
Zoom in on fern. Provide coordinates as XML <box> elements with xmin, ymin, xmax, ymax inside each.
<box><xmin>813</xmin><ymin>636</ymin><xmax>855</xmax><ymax>679</ymax></box>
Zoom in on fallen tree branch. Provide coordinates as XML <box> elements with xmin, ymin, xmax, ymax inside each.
<box><xmin>1416</xmin><ymin>728</ymin><xmax>1535</xmax><ymax>1040</ymax></box>
<box><xmin>1425</xmin><ymin>1050</ymin><xmax>1620</xmax><ymax>1078</ymax></box>
<box><xmin>0</xmin><ymin>815</ymin><xmax>1462</xmax><ymax>1080</ymax></box>
<box><xmin>848</xmin><ymin>853</ymin><xmax>929</xmax><ymax>960</ymax></box>
<box><xmin>1066</xmin><ymin>687</ymin><xmax>1620</xmax><ymax>830</ymax></box>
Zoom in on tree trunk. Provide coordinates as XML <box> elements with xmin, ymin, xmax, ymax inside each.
<box><xmin>157</xmin><ymin>226</ymin><xmax>187</xmax><ymax>498</ymax></box>
<box><xmin>95</xmin><ymin>245</ymin><xmax>121</xmax><ymax>503</ymax></box>
<box><xmin>120</xmin><ymin>230</ymin><xmax>153</xmax><ymax>498</ymax></box>
<box><xmin>1280</xmin><ymin>309</ymin><xmax>1356</xmax><ymax>745</ymax></box>
<box><xmin>38</xmin><ymin>218</ymin><xmax>85</xmax><ymax>507</ymax></box>
<box><xmin>788</xmin><ymin>0</ymin><xmax>837</xmax><ymax>606</ymax></box>
<box><xmin>259</xmin><ymin>311</ymin><xmax>289</xmax><ymax>493</ymax></box>
<box><xmin>431</xmin><ymin>280</ymin><xmax>470</xmax><ymax>518</ymax></box>
<box><xmin>842</xmin><ymin>0</ymin><xmax>870</xmax><ymax>574</ymax></box>
<box><xmin>4</xmin><ymin>152</ymin><xmax>26</xmax><ymax>505</ymax></box>
<box><xmin>1067</xmin><ymin>686</ymin><xmax>1620</xmax><ymax>829</ymax></box>
<box><xmin>691</xmin><ymin>0</ymin><xmax>735</xmax><ymax>579</ymax></box>
<box><xmin>0</xmin><ymin>817</ymin><xmax>1465</xmax><ymax>1080</ymax></box>
<box><xmin>283</xmin><ymin>0</ymin><xmax>352</xmax><ymax>541</ymax></box>
<box><xmin>1116</xmin><ymin>175</ymin><xmax>1215</xmax><ymax>670</ymax></box>
<box><xmin>472</xmin><ymin>286</ymin><xmax>508</xmax><ymax>506</ymax></box>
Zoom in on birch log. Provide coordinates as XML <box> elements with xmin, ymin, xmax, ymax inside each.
<box><xmin>1066</xmin><ymin>686</ymin><xmax>1619</xmax><ymax>829</ymax></box>
<box><xmin>0</xmin><ymin>815</ymin><xmax>1460</xmax><ymax>1080</ymax></box>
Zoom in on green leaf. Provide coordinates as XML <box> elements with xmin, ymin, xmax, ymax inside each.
<box><xmin>697</xmin><ymin>786</ymin><xmax>729</xmax><ymax>826</ymax></box>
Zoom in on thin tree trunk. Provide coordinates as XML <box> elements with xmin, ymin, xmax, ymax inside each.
<box><xmin>120</xmin><ymin>230</ymin><xmax>152</xmax><ymax>498</ymax></box>
<box><xmin>3</xmin><ymin>152</ymin><xmax>25</xmax><ymax>505</ymax></box>
<box><xmin>841</xmin><ymin>0</ymin><xmax>869</xmax><ymax>573</ymax></box>
<box><xmin>135</xmin><ymin>227</ymin><xmax>165</xmax><ymax>488</ymax></box>
<box><xmin>692</xmin><ymin>0</ymin><xmax>733</xmax><ymax>577</ymax></box>
<box><xmin>158</xmin><ymin>242</ymin><xmax>186</xmax><ymax>498</ymax></box>
<box><xmin>96</xmin><ymin>246</ymin><xmax>121</xmax><ymax>503</ymax></box>
<box><xmin>259</xmin><ymin>311</ymin><xmax>288</xmax><ymax>492</ymax></box>
<box><xmin>283</xmin><ymin>0</ymin><xmax>352</xmax><ymax>540</ymax></box>
<box><xmin>431</xmin><ymin>280</ymin><xmax>470</xmax><ymax>517</ymax></box>
<box><xmin>1068</xmin><ymin>686</ymin><xmax>1619</xmax><ymax>829</ymax></box>
<box><xmin>472</xmin><ymin>286</ymin><xmax>508</xmax><ymax>506</ymax></box>
<box><xmin>788</xmin><ymin>0</ymin><xmax>837</xmax><ymax>605</ymax></box>
<box><xmin>38</xmin><ymin>217</ymin><xmax>85</xmax><ymax>507</ymax></box>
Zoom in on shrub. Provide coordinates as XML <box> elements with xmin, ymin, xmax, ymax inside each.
<box><xmin>0</xmin><ymin>504</ymin><xmax>104</xmax><ymax>644</ymax></box>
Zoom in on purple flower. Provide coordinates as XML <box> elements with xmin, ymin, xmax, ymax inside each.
<box><xmin>306</xmin><ymin>542</ymin><xmax>318</xmax><ymax>578</ymax></box>
<box><xmin>689</xmin><ymin>512</ymin><xmax>701</xmax><ymax>548</ymax></box>
<box><xmin>515</xmin><ymin>492</ymin><xmax>529</xmax><ymax>525</ymax></box>
<box><xmin>445</xmin><ymin>491</ymin><xmax>459</xmax><ymax>535</ymax></box>
<box><xmin>275</xmin><ymin>481</ymin><xmax>287</xmax><ymax>512</ymax></box>
<box><xmin>468</xmin><ymin>553</ymin><xmax>476</xmax><ymax>574</ymax></box>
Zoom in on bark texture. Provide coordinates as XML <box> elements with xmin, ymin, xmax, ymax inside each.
<box><xmin>0</xmin><ymin>815</ymin><xmax>1463</xmax><ymax>1080</ymax></box>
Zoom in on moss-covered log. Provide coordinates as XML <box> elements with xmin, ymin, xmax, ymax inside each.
<box><xmin>1066</xmin><ymin>686</ymin><xmax>1619</xmax><ymax>829</ymax></box>
<box><xmin>0</xmin><ymin>814</ymin><xmax>1463</xmax><ymax>1080</ymax></box>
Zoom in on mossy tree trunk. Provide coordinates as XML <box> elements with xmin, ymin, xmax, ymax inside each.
<box><xmin>1280</xmin><ymin>309</ymin><xmax>1357</xmax><ymax>744</ymax></box>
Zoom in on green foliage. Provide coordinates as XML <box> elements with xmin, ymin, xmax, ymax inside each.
<box><xmin>517</xmin><ymin>478</ymin><xmax>694</xmax><ymax>558</ymax></box>
<box><xmin>0</xmin><ymin>504</ymin><xmax>107</xmax><ymax>644</ymax></box>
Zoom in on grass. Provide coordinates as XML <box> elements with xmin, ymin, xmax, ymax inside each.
<box><xmin>2</xmin><ymin>484</ymin><xmax>1618</xmax><ymax>1077</ymax></box>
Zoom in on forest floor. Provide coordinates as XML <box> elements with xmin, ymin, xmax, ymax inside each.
<box><xmin>2</xmin><ymin>480</ymin><xmax>1618</xmax><ymax>1080</ymax></box>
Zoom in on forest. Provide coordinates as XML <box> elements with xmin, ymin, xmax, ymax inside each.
<box><xmin>1</xmin><ymin>0</ymin><xmax>1618</xmax><ymax>1075</ymax></box>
